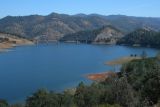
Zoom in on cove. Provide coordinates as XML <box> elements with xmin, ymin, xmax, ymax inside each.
<box><xmin>0</xmin><ymin>43</ymin><xmax>158</xmax><ymax>103</ymax></box>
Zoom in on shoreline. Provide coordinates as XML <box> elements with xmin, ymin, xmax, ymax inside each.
<box><xmin>86</xmin><ymin>71</ymin><xmax>117</xmax><ymax>81</ymax></box>
<box><xmin>86</xmin><ymin>56</ymin><xmax>142</xmax><ymax>81</ymax></box>
<box><xmin>0</xmin><ymin>41</ymin><xmax>34</xmax><ymax>52</ymax></box>
<box><xmin>106</xmin><ymin>56</ymin><xmax>141</xmax><ymax>66</ymax></box>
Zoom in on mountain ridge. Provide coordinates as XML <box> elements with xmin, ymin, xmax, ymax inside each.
<box><xmin>0</xmin><ymin>12</ymin><xmax>160</xmax><ymax>41</ymax></box>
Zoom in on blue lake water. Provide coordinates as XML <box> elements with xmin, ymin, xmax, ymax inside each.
<box><xmin>0</xmin><ymin>43</ymin><xmax>159</xmax><ymax>103</ymax></box>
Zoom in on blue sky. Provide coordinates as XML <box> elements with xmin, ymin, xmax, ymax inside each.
<box><xmin>0</xmin><ymin>0</ymin><xmax>159</xmax><ymax>18</ymax></box>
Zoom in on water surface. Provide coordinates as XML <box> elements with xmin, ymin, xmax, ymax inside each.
<box><xmin>0</xmin><ymin>43</ymin><xmax>158</xmax><ymax>103</ymax></box>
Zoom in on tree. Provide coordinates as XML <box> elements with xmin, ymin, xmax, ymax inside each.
<box><xmin>141</xmin><ymin>64</ymin><xmax>160</xmax><ymax>104</ymax></box>
<box><xmin>74</xmin><ymin>82</ymin><xmax>102</xmax><ymax>107</ymax></box>
<box><xmin>99</xmin><ymin>104</ymin><xmax>122</xmax><ymax>107</ymax></box>
<box><xmin>26</xmin><ymin>89</ymin><xmax>60</xmax><ymax>107</ymax></box>
<box><xmin>102</xmin><ymin>77</ymin><xmax>140</xmax><ymax>107</ymax></box>
<box><xmin>0</xmin><ymin>99</ymin><xmax>8</xmax><ymax>107</ymax></box>
<box><xmin>74</xmin><ymin>82</ymin><xmax>86</xmax><ymax>107</ymax></box>
<box><xmin>10</xmin><ymin>104</ymin><xmax>24</xmax><ymax>107</ymax></box>
<box><xmin>121</xmin><ymin>58</ymin><xmax>160</xmax><ymax>105</ymax></box>
<box><xmin>130</xmin><ymin>54</ymin><xmax>133</xmax><ymax>57</ymax></box>
<box><xmin>25</xmin><ymin>88</ymin><xmax>75</xmax><ymax>107</ymax></box>
<box><xmin>57</xmin><ymin>92</ymin><xmax>74</xmax><ymax>107</ymax></box>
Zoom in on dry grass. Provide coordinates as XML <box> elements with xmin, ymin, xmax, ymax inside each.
<box><xmin>106</xmin><ymin>56</ymin><xmax>141</xmax><ymax>66</ymax></box>
<box><xmin>86</xmin><ymin>57</ymin><xmax>141</xmax><ymax>81</ymax></box>
<box><xmin>0</xmin><ymin>37</ymin><xmax>33</xmax><ymax>52</ymax></box>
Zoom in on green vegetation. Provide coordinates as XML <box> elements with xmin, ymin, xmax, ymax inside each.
<box><xmin>1</xmin><ymin>56</ymin><xmax>160</xmax><ymax>107</ymax></box>
<box><xmin>26</xmin><ymin>89</ymin><xmax>74</xmax><ymax>107</ymax></box>
<box><xmin>0</xmin><ymin>99</ymin><xmax>8</xmax><ymax>107</ymax></box>
<box><xmin>120</xmin><ymin>57</ymin><xmax>160</xmax><ymax>105</ymax></box>
<box><xmin>117</xmin><ymin>29</ymin><xmax>160</xmax><ymax>48</ymax></box>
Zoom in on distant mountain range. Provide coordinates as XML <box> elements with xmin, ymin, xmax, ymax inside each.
<box><xmin>0</xmin><ymin>12</ymin><xmax>160</xmax><ymax>41</ymax></box>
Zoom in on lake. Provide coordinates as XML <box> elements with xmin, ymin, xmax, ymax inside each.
<box><xmin>0</xmin><ymin>43</ymin><xmax>159</xmax><ymax>103</ymax></box>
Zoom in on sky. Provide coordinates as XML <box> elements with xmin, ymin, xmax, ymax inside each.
<box><xmin>0</xmin><ymin>0</ymin><xmax>160</xmax><ymax>18</ymax></box>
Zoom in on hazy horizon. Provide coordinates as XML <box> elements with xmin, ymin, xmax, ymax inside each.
<box><xmin>1</xmin><ymin>12</ymin><xmax>160</xmax><ymax>19</ymax></box>
<box><xmin>0</xmin><ymin>0</ymin><xmax>160</xmax><ymax>18</ymax></box>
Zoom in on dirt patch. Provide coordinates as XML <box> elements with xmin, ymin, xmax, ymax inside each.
<box><xmin>0</xmin><ymin>37</ymin><xmax>33</xmax><ymax>52</ymax></box>
<box><xmin>86</xmin><ymin>71</ymin><xmax>117</xmax><ymax>81</ymax></box>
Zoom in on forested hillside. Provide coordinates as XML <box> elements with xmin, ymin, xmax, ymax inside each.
<box><xmin>117</xmin><ymin>28</ymin><xmax>160</xmax><ymax>48</ymax></box>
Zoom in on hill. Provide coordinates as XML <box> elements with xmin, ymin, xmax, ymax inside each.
<box><xmin>60</xmin><ymin>26</ymin><xmax>124</xmax><ymax>44</ymax></box>
<box><xmin>117</xmin><ymin>28</ymin><xmax>160</xmax><ymax>48</ymax></box>
<box><xmin>0</xmin><ymin>13</ymin><xmax>160</xmax><ymax>41</ymax></box>
<box><xmin>0</xmin><ymin>32</ymin><xmax>33</xmax><ymax>51</ymax></box>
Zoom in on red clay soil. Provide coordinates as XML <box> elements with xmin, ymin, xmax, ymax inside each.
<box><xmin>86</xmin><ymin>71</ymin><xmax>117</xmax><ymax>81</ymax></box>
